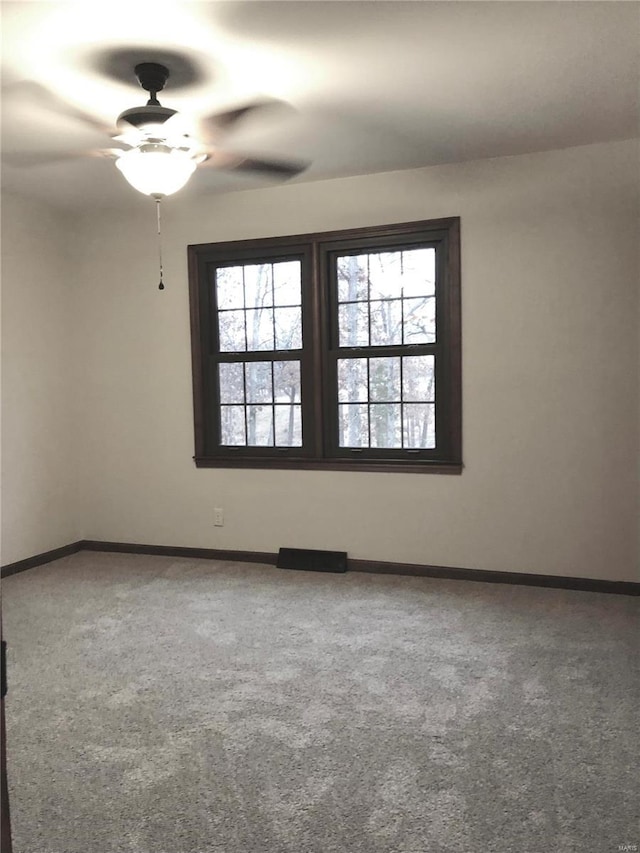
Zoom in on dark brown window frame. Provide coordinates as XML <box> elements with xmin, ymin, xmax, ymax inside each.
<box><xmin>188</xmin><ymin>217</ymin><xmax>462</xmax><ymax>473</ymax></box>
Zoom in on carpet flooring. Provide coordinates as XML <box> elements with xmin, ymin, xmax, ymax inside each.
<box><xmin>2</xmin><ymin>551</ymin><xmax>639</xmax><ymax>853</ymax></box>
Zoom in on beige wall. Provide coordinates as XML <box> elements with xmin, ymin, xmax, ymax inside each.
<box><xmin>2</xmin><ymin>140</ymin><xmax>639</xmax><ymax>580</ymax></box>
<box><xmin>71</xmin><ymin>139</ymin><xmax>639</xmax><ymax>582</ymax></box>
<box><xmin>1</xmin><ymin>193</ymin><xmax>82</xmax><ymax>564</ymax></box>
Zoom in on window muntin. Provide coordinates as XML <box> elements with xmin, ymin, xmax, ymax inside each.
<box><xmin>216</xmin><ymin>261</ymin><xmax>302</xmax><ymax>353</ymax></box>
<box><xmin>189</xmin><ymin>219</ymin><xmax>461</xmax><ymax>472</ymax></box>
<box><xmin>218</xmin><ymin>360</ymin><xmax>302</xmax><ymax>447</ymax></box>
<box><xmin>337</xmin><ymin>355</ymin><xmax>435</xmax><ymax>449</ymax></box>
<box><xmin>336</xmin><ymin>248</ymin><xmax>436</xmax><ymax>347</ymax></box>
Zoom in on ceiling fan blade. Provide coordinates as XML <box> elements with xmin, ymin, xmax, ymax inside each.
<box><xmin>2</xmin><ymin>147</ymin><xmax>123</xmax><ymax>168</ymax></box>
<box><xmin>2</xmin><ymin>80</ymin><xmax>115</xmax><ymax>138</ymax></box>
<box><xmin>161</xmin><ymin>112</ymin><xmax>193</xmax><ymax>134</ymax></box>
<box><xmin>199</xmin><ymin>98</ymin><xmax>295</xmax><ymax>140</ymax></box>
<box><xmin>201</xmin><ymin>151</ymin><xmax>309</xmax><ymax>178</ymax></box>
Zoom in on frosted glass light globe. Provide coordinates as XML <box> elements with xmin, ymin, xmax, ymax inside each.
<box><xmin>115</xmin><ymin>145</ymin><xmax>197</xmax><ymax>197</ymax></box>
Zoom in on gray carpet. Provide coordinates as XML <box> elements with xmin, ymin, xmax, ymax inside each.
<box><xmin>2</xmin><ymin>552</ymin><xmax>639</xmax><ymax>853</ymax></box>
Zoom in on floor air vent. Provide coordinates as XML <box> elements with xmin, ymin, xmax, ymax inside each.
<box><xmin>277</xmin><ymin>548</ymin><xmax>348</xmax><ymax>573</ymax></box>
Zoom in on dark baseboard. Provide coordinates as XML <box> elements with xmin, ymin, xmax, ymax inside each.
<box><xmin>80</xmin><ymin>540</ymin><xmax>278</xmax><ymax>567</ymax></box>
<box><xmin>349</xmin><ymin>559</ymin><xmax>639</xmax><ymax>596</ymax></box>
<box><xmin>1</xmin><ymin>542</ymin><xmax>84</xmax><ymax>578</ymax></box>
<box><xmin>2</xmin><ymin>540</ymin><xmax>638</xmax><ymax>596</ymax></box>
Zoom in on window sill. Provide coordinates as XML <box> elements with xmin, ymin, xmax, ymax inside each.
<box><xmin>193</xmin><ymin>456</ymin><xmax>463</xmax><ymax>474</ymax></box>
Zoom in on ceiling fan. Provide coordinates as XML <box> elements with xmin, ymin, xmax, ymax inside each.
<box><xmin>6</xmin><ymin>61</ymin><xmax>309</xmax><ymax>197</ymax></box>
<box><xmin>5</xmin><ymin>60</ymin><xmax>309</xmax><ymax>290</ymax></box>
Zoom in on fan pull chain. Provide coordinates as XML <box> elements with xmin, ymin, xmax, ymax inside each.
<box><xmin>156</xmin><ymin>196</ymin><xmax>165</xmax><ymax>290</ymax></box>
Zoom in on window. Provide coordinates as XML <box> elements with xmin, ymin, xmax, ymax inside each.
<box><xmin>188</xmin><ymin>218</ymin><xmax>461</xmax><ymax>472</ymax></box>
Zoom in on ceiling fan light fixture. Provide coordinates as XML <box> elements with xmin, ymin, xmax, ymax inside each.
<box><xmin>115</xmin><ymin>145</ymin><xmax>197</xmax><ymax>197</ymax></box>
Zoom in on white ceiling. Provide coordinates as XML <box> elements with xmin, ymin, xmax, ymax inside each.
<box><xmin>1</xmin><ymin>1</ymin><xmax>638</xmax><ymax>210</ymax></box>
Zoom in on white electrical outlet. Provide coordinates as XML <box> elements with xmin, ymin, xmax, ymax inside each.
<box><xmin>214</xmin><ymin>507</ymin><xmax>224</xmax><ymax>527</ymax></box>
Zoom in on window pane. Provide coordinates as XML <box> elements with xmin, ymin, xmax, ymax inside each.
<box><xmin>370</xmin><ymin>300</ymin><xmax>402</xmax><ymax>346</ymax></box>
<box><xmin>369</xmin><ymin>357</ymin><xmax>400</xmax><ymax>402</ymax></box>
<box><xmin>275</xmin><ymin>405</ymin><xmax>302</xmax><ymax>446</ymax></box>
<box><xmin>370</xmin><ymin>403</ymin><xmax>401</xmax><ymax>448</ymax></box>
<box><xmin>219</xmin><ymin>363</ymin><xmax>245</xmax><ymax>404</ymax></box>
<box><xmin>218</xmin><ymin>309</ymin><xmax>246</xmax><ymax>352</ymax></box>
<box><xmin>274</xmin><ymin>307</ymin><xmax>302</xmax><ymax>350</ymax></box>
<box><xmin>273</xmin><ymin>361</ymin><xmax>301</xmax><ymax>404</ymax></box>
<box><xmin>216</xmin><ymin>266</ymin><xmax>244</xmax><ymax>310</ymax></box>
<box><xmin>247</xmin><ymin>405</ymin><xmax>273</xmax><ymax>446</ymax></box>
<box><xmin>337</xmin><ymin>255</ymin><xmax>368</xmax><ymax>302</ymax></box>
<box><xmin>403</xmin><ymin>296</ymin><xmax>435</xmax><ymax>343</ymax></box>
<box><xmin>368</xmin><ymin>252</ymin><xmax>402</xmax><ymax>300</ymax></box>
<box><xmin>245</xmin><ymin>308</ymin><xmax>274</xmax><ymax>351</ymax></box>
<box><xmin>245</xmin><ymin>362</ymin><xmax>272</xmax><ymax>403</ymax></box>
<box><xmin>402</xmin><ymin>355</ymin><xmax>435</xmax><ymax>402</ymax></box>
<box><xmin>220</xmin><ymin>405</ymin><xmax>246</xmax><ymax>445</ymax></box>
<box><xmin>401</xmin><ymin>248</ymin><xmax>435</xmax><ymax>297</ymax></box>
<box><xmin>273</xmin><ymin>261</ymin><xmax>301</xmax><ymax>306</ymax></box>
<box><xmin>339</xmin><ymin>302</ymin><xmax>369</xmax><ymax>347</ymax></box>
<box><xmin>403</xmin><ymin>403</ymin><xmax>436</xmax><ymax>448</ymax></box>
<box><xmin>338</xmin><ymin>358</ymin><xmax>368</xmax><ymax>402</ymax></box>
<box><xmin>339</xmin><ymin>403</ymin><xmax>369</xmax><ymax>447</ymax></box>
<box><xmin>244</xmin><ymin>264</ymin><xmax>273</xmax><ymax>309</ymax></box>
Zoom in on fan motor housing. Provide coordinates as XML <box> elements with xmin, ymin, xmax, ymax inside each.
<box><xmin>116</xmin><ymin>105</ymin><xmax>177</xmax><ymax>131</ymax></box>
